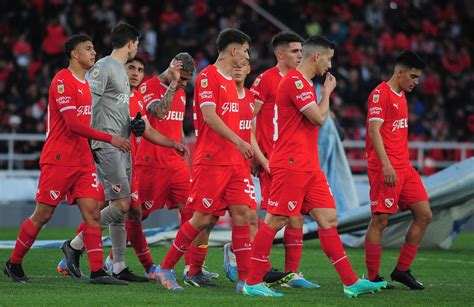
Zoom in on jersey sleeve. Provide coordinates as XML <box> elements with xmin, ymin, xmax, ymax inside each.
<box><xmin>250</xmin><ymin>74</ymin><xmax>265</xmax><ymax>104</ymax></box>
<box><xmin>195</xmin><ymin>73</ymin><xmax>218</xmax><ymax>108</ymax></box>
<box><xmin>87</xmin><ymin>65</ymin><xmax>109</xmax><ymax>96</ymax></box>
<box><xmin>140</xmin><ymin>82</ymin><xmax>163</xmax><ymax>110</ymax></box>
<box><xmin>287</xmin><ymin>78</ymin><xmax>317</xmax><ymax>112</ymax></box>
<box><xmin>367</xmin><ymin>89</ymin><xmax>388</xmax><ymax>123</ymax></box>
<box><xmin>51</xmin><ymin>78</ymin><xmax>77</xmax><ymax>113</ymax></box>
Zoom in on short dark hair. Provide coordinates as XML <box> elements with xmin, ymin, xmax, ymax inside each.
<box><xmin>271</xmin><ymin>31</ymin><xmax>303</xmax><ymax>50</ymax></box>
<box><xmin>64</xmin><ymin>34</ymin><xmax>93</xmax><ymax>59</ymax></box>
<box><xmin>174</xmin><ymin>52</ymin><xmax>196</xmax><ymax>75</ymax></box>
<box><xmin>216</xmin><ymin>28</ymin><xmax>251</xmax><ymax>52</ymax></box>
<box><xmin>111</xmin><ymin>22</ymin><xmax>140</xmax><ymax>49</ymax></box>
<box><xmin>303</xmin><ymin>36</ymin><xmax>335</xmax><ymax>50</ymax></box>
<box><xmin>395</xmin><ymin>51</ymin><xmax>426</xmax><ymax>70</ymax></box>
<box><xmin>126</xmin><ymin>56</ymin><xmax>145</xmax><ymax>67</ymax></box>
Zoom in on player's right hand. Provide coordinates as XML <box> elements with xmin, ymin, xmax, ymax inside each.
<box><xmin>323</xmin><ymin>72</ymin><xmax>337</xmax><ymax>94</ymax></box>
<box><xmin>111</xmin><ymin>136</ymin><xmax>130</xmax><ymax>153</ymax></box>
<box><xmin>168</xmin><ymin>59</ymin><xmax>183</xmax><ymax>84</ymax></box>
<box><xmin>382</xmin><ymin>164</ymin><xmax>397</xmax><ymax>187</ymax></box>
<box><xmin>236</xmin><ymin>140</ymin><xmax>254</xmax><ymax>160</ymax></box>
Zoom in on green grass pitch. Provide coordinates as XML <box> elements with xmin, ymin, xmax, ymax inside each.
<box><xmin>0</xmin><ymin>228</ymin><xmax>473</xmax><ymax>306</ymax></box>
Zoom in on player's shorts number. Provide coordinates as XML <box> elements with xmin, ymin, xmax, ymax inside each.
<box><xmin>244</xmin><ymin>178</ymin><xmax>256</xmax><ymax>200</ymax></box>
<box><xmin>91</xmin><ymin>172</ymin><xmax>98</xmax><ymax>189</ymax></box>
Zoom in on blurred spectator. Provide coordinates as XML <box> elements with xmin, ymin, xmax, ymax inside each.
<box><xmin>0</xmin><ymin>0</ymin><xmax>472</xmax><ymax>173</ymax></box>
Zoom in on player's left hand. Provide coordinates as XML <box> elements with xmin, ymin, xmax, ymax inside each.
<box><xmin>173</xmin><ymin>142</ymin><xmax>190</xmax><ymax>157</ymax></box>
<box><xmin>130</xmin><ymin>112</ymin><xmax>146</xmax><ymax>137</ymax></box>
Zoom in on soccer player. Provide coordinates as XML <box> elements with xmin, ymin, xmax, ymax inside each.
<box><xmin>246</xmin><ymin>32</ymin><xmax>318</xmax><ymax>288</ymax></box>
<box><xmin>58</xmin><ymin>56</ymin><xmax>189</xmax><ymax>279</ymax></box>
<box><xmin>126</xmin><ymin>53</ymin><xmax>218</xmax><ymax>286</ymax></box>
<box><xmin>154</xmin><ymin>28</ymin><xmax>254</xmax><ymax>292</ymax></box>
<box><xmin>365</xmin><ymin>51</ymin><xmax>431</xmax><ymax>290</ymax></box>
<box><xmin>3</xmin><ymin>34</ymin><xmax>129</xmax><ymax>285</ymax></box>
<box><xmin>242</xmin><ymin>36</ymin><xmax>387</xmax><ymax>298</ymax></box>
<box><xmin>60</xmin><ymin>22</ymin><xmax>148</xmax><ymax>282</ymax></box>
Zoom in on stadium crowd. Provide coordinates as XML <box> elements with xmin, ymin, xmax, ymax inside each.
<box><xmin>0</xmin><ymin>0</ymin><xmax>473</xmax><ymax>172</ymax></box>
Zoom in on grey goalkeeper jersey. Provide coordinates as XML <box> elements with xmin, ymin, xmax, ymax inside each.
<box><xmin>87</xmin><ymin>56</ymin><xmax>131</xmax><ymax>149</ymax></box>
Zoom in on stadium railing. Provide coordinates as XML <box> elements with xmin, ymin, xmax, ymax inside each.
<box><xmin>1</xmin><ymin>134</ymin><xmax>473</xmax><ymax>177</ymax></box>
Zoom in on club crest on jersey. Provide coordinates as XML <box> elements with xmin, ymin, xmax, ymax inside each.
<box><xmin>201</xmin><ymin>78</ymin><xmax>208</xmax><ymax>88</ymax></box>
<box><xmin>91</xmin><ymin>69</ymin><xmax>100</xmax><ymax>78</ymax></box>
<box><xmin>295</xmin><ymin>80</ymin><xmax>303</xmax><ymax>89</ymax></box>
<box><xmin>50</xmin><ymin>190</ymin><xmax>60</xmax><ymax>200</ymax></box>
<box><xmin>144</xmin><ymin>200</ymin><xmax>154</xmax><ymax>210</ymax></box>
<box><xmin>249</xmin><ymin>103</ymin><xmax>255</xmax><ymax>112</ymax></box>
<box><xmin>202</xmin><ymin>198</ymin><xmax>213</xmax><ymax>208</ymax></box>
<box><xmin>288</xmin><ymin>200</ymin><xmax>297</xmax><ymax>211</ymax></box>
<box><xmin>112</xmin><ymin>184</ymin><xmax>122</xmax><ymax>194</ymax></box>
<box><xmin>140</xmin><ymin>84</ymin><xmax>146</xmax><ymax>94</ymax></box>
<box><xmin>181</xmin><ymin>96</ymin><xmax>186</xmax><ymax>105</ymax></box>
<box><xmin>131</xmin><ymin>192</ymin><xmax>139</xmax><ymax>201</ymax></box>
<box><xmin>373</xmin><ymin>94</ymin><xmax>379</xmax><ymax>103</ymax></box>
<box><xmin>384</xmin><ymin>198</ymin><xmax>395</xmax><ymax>208</ymax></box>
<box><xmin>57</xmin><ymin>84</ymin><xmax>64</xmax><ymax>94</ymax></box>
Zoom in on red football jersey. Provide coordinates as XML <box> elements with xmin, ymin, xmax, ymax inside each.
<box><xmin>269</xmin><ymin>69</ymin><xmax>320</xmax><ymax>171</ymax></box>
<box><xmin>250</xmin><ymin>66</ymin><xmax>284</xmax><ymax>158</ymax></box>
<box><xmin>40</xmin><ymin>68</ymin><xmax>94</xmax><ymax>166</ymax></box>
<box><xmin>129</xmin><ymin>90</ymin><xmax>145</xmax><ymax>161</ymax></box>
<box><xmin>193</xmin><ymin>65</ymin><xmax>243</xmax><ymax>166</ymax></box>
<box><xmin>366</xmin><ymin>81</ymin><xmax>410</xmax><ymax>170</ymax></box>
<box><xmin>238</xmin><ymin>88</ymin><xmax>254</xmax><ymax>144</ymax></box>
<box><xmin>238</xmin><ymin>87</ymin><xmax>254</xmax><ymax>167</ymax></box>
<box><xmin>135</xmin><ymin>77</ymin><xmax>186</xmax><ymax>167</ymax></box>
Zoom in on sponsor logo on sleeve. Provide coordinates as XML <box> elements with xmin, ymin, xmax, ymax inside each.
<box><xmin>384</xmin><ymin>198</ymin><xmax>395</xmax><ymax>208</ymax></box>
<box><xmin>295</xmin><ymin>80</ymin><xmax>303</xmax><ymax>89</ymax></box>
<box><xmin>199</xmin><ymin>91</ymin><xmax>212</xmax><ymax>100</ymax></box>
<box><xmin>57</xmin><ymin>84</ymin><xmax>64</xmax><ymax>94</ymax></box>
<box><xmin>369</xmin><ymin>106</ymin><xmax>382</xmax><ymax>115</ymax></box>
<box><xmin>50</xmin><ymin>190</ymin><xmax>60</xmax><ymax>200</ymax></box>
<box><xmin>253</xmin><ymin>77</ymin><xmax>261</xmax><ymax>86</ymax></box>
<box><xmin>202</xmin><ymin>198</ymin><xmax>213</xmax><ymax>208</ymax></box>
<box><xmin>91</xmin><ymin>69</ymin><xmax>100</xmax><ymax>78</ymax></box>
<box><xmin>373</xmin><ymin>94</ymin><xmax>379</xmax><ymax>103</ymax></box>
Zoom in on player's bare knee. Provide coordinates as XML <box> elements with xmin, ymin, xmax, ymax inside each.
<box><xmin>288</xmin><ymin>215</ymin><xmax>304</xmax><ymax>228</ymax></box>
<box><xmin>415</xmin><ymin>208</ymin><xmax>432</xmax><ymax>225</ymax></box>
<box><xmin>266</xmin><ymin>214</ymin><xmax>288</xmax><ymax>231</ymax></box>
<box><xmin>372</xmin><ymin>214</ymin><xmax>389</xmax><ymax>231</ymax></box>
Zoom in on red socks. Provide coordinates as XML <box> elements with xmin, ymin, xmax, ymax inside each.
<box><xmin>247</xmin><ymin>223</ymin><xmax>276</xmax><ymax>285</ymax></box>
<box><xmin>10</xmin><ymin>219</ymin><xmax>40</xmax><ymax>264</ymax></box>
<box><xmin>396</xmin><ymin>243</ymin><xmax>419</xmax><ymax>271</ymax></box>
<box><xmin>82</xmin><ymin>225</ymin><xmax>103</xmax><ymax>272</ymax></box>
<box><xmin>318</xmin><ymin>227</ymin><xmax>358</xmax><ymax>286</ymax></box>
<box><xmin>284</xmin><ymin>226</ymin><xmax>303</xmax><ymax>273</ymax></box>
<box><xmin>161</xmin><ymin>221</ymin><xmax>200</xmax><ymax>269</ymax></box>
<box><xmin>126</xmin><ymin>220</ymin><xmax>154</xmax><ymax>272</ymax></box>
<box><xmin>180</xmin><ymin>208</ymin><xmax>194</xmax><ymax>266</ymax></box>
<box><xmin>365</xmin><ymin>242</ymin><xmax>382</xmax><ymax>280</ymax></box>
<box><xmin>232</xmin><ymin>225</ymin><xmax>251</xmax><ymax>281</ymax></box>
<box><xmin>187</xmin><ymin>245</ymin><xmax>208</xmax><ymax>276</ymax></box>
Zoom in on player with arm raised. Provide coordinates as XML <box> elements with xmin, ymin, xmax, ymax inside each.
<box><xmin>243</xmin><ymin>36</ymin><xmax>387</xmax><ymax>298</ymax></box>
<box><xmin>365</xmin><ymin>51</ymin><xmax>431</xmax><ymax>290</ymax></box>
<box><xmin>4</xmin><ymin>34</ymin><xmax>128</xmax><ymax>285</ymax></box>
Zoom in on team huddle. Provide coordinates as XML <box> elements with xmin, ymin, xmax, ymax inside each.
<box><xmin>4</xmin><ymin>22</ymin><xmax>432</xmax><ymax>298</ymax></box>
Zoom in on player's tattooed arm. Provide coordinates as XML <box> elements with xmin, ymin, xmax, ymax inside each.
<box><xmin>148</xmin><ymin>59</ymin><xmax>183</xmax><ymax>119</ymax></box>
<box><xmin>147</xmin><ymin>84</ymin><xmax>177</xmax><ymax>119</ymax></box>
